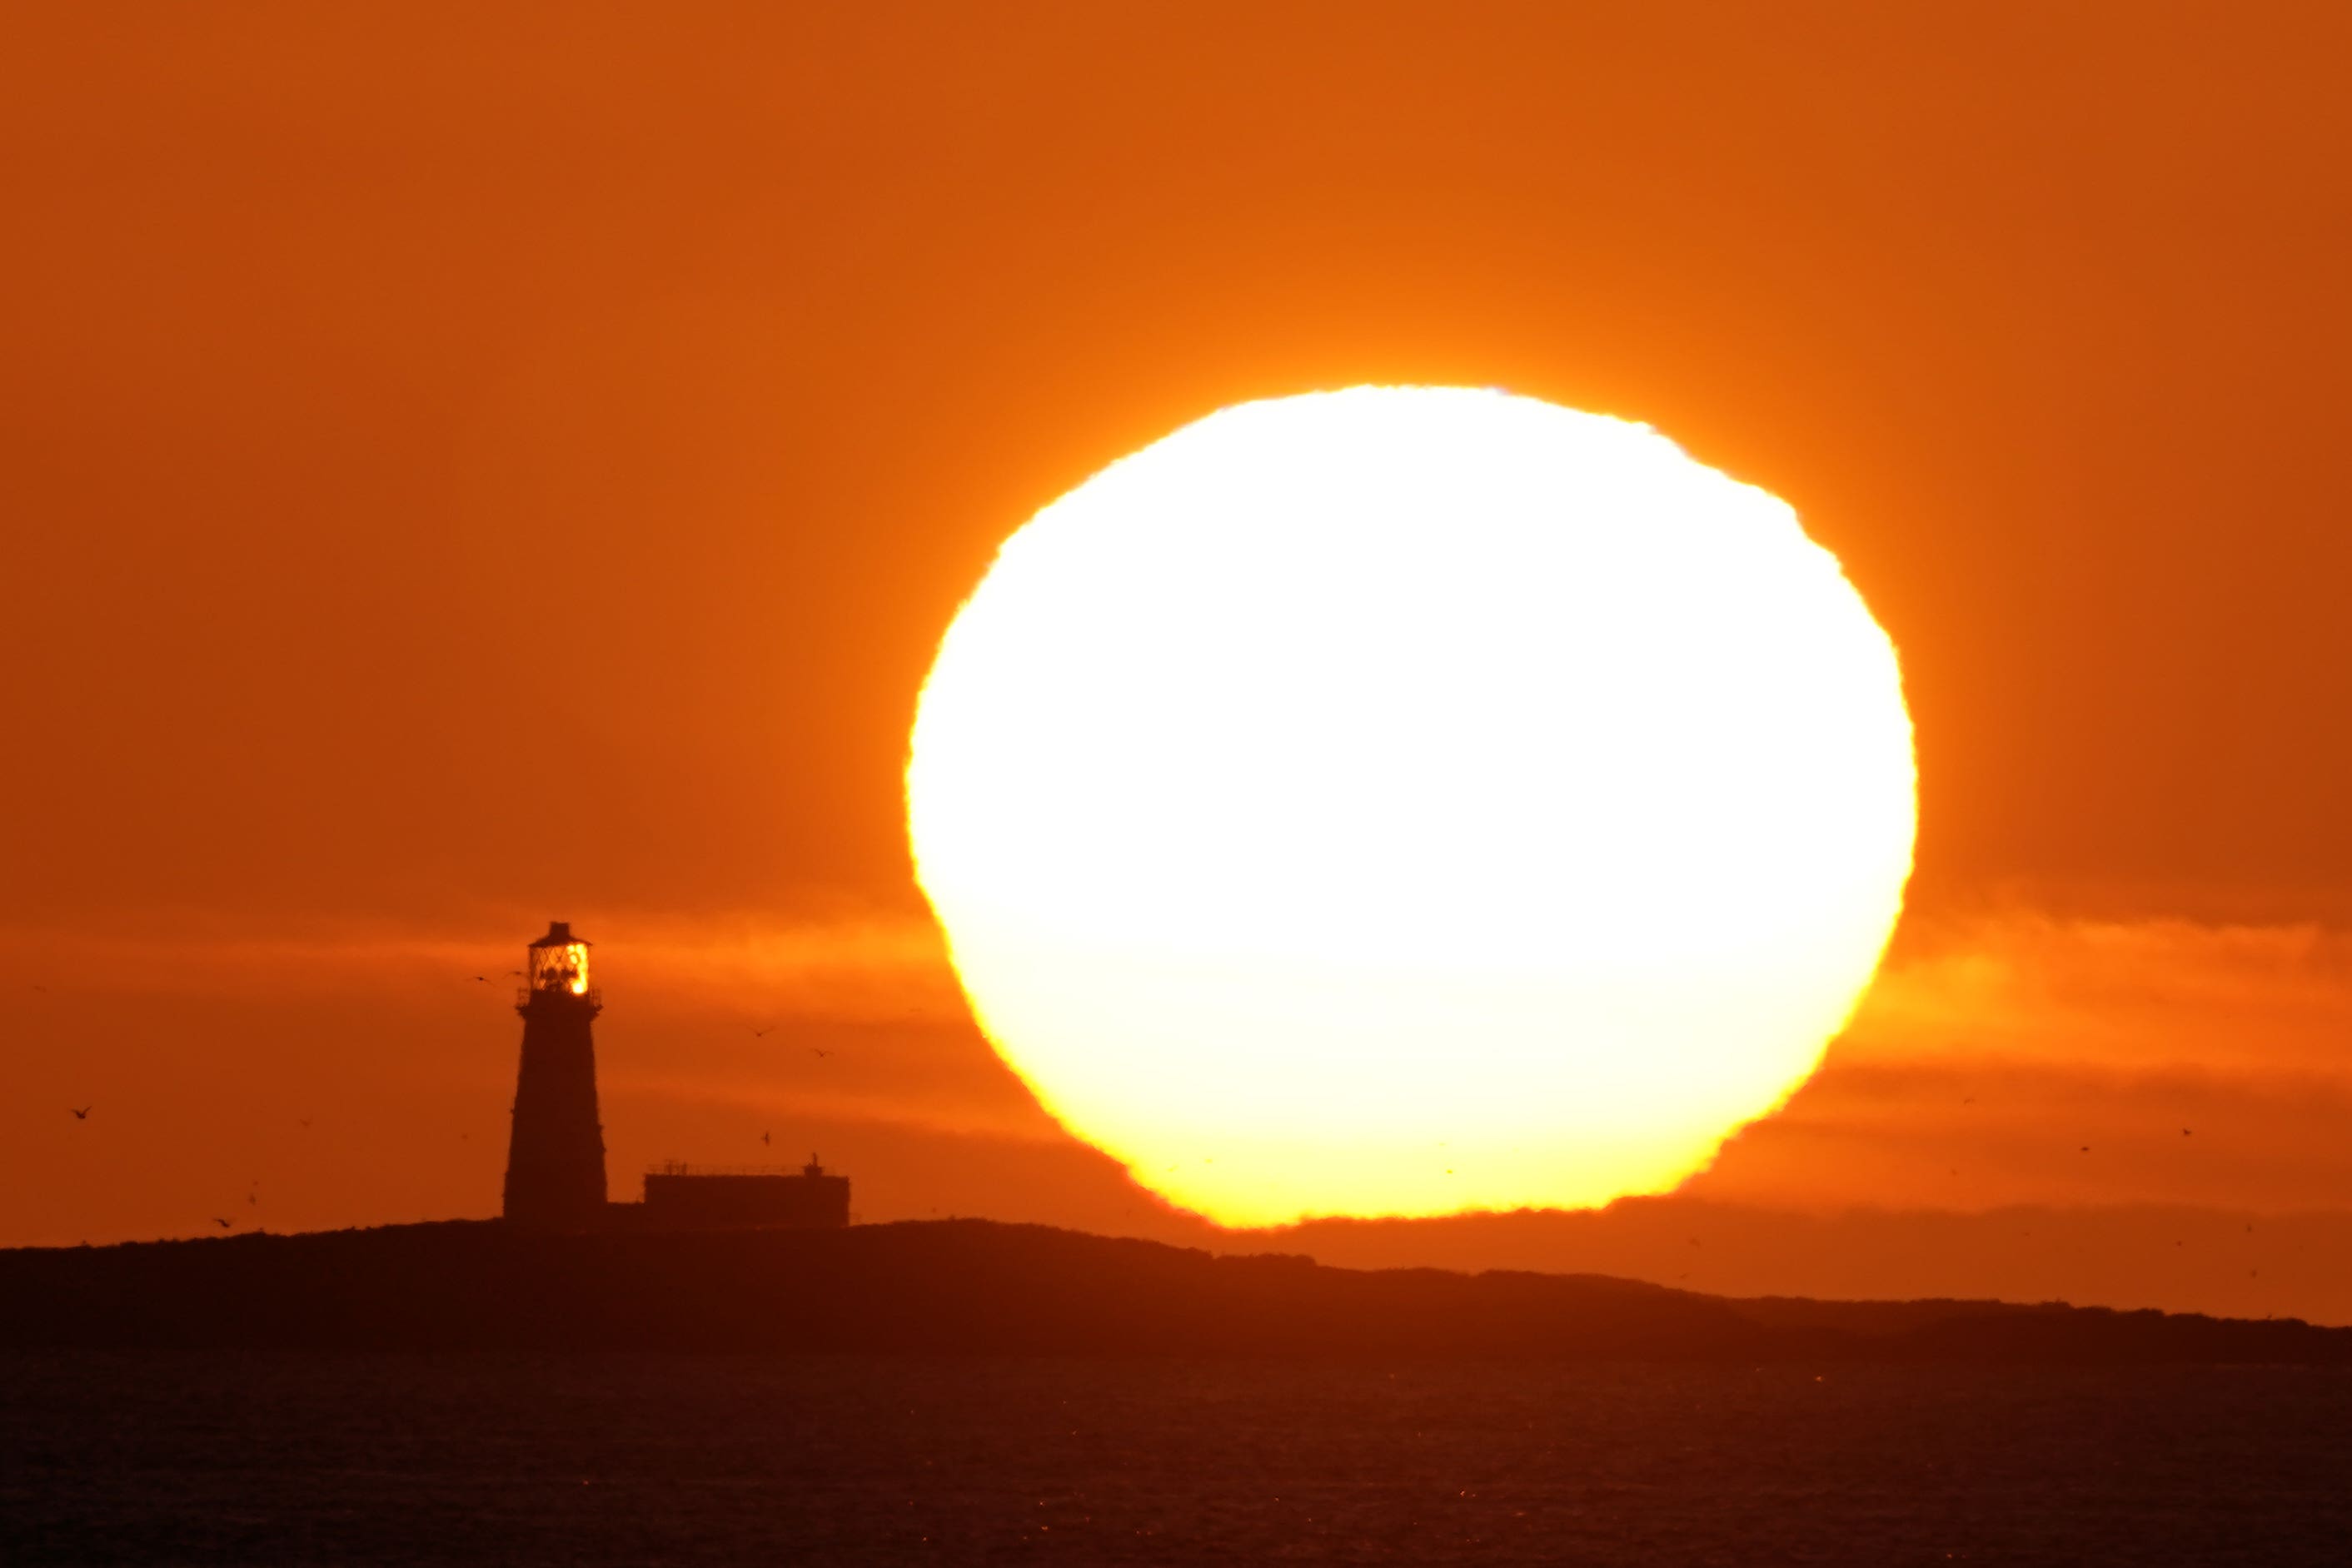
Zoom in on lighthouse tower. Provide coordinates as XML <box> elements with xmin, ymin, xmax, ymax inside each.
<box><xmin>500</xmin><ymin>921</ymin><xmax>608</xmax><ymax>1229</ymax></box>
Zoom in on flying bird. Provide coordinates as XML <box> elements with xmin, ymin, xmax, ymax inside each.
<box><xmin>751</xmin><ymin>1025</ymin><xmax>777</xmax><ymax>1038</ymax></box>
<box><xmin>811</xmin><ymin>1048</ymin><xmax>831</xmax><ymax>1058</ymax></box>
<box><xmin>474</xmin><ymin>975</ymin><xmax>491</xmax><ymax>983</ymax></box>
<box><xmin>2182</xmin><ymin>1127</ymin><xmax>2193</xmax><ymax>1137</ymax></box>
<box><xmin>760</xmin><ymin>1131</ymin><xmax>771</xmax><ymax>1147</ymax></box>
<box><xmin>69</xmin><ymin>1106</ymin><xmax>91</xmax><ymax>1120</ymax></box>
<box><xmin>212</xmin><ymin>1217</ymin><xmax>233</xmax><ymax>1229</ymax></box>
<box><xmin>247</xmin><ymin>1192</ymin><xmax>257</xmax><ymax>1206</ymax></box>
<box><xmin>2079</xmin><ymin>1146</ymin><xmax>2090</xmax><ymax>1153</ymax></box>
<box><xmin>298</xmin><ymin>1118</ymin><xmax>312</xmax><ymax>1128</ymax></box>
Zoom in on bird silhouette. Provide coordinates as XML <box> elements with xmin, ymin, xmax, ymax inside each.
<box><xmin>2080</xmin><ymin>1146</ymin><xmax>2090</xmax><ymax>1153</ymax></box>
<box><xmin>298</xmin><ymin>1118</ymin><xmax>312</xmax><ymax>1128</ymax></box>
<box><xmin>474</xmin><ymin>975</ymin><xmax>491</xmax><ymax>983</ymax></box>
<box><xmin>760</xmin><ymin>1131</ymin><xmax>771</xmax><ymax>1147</ymax></box>
<box><xmin>751</xmin><ymin>1024</ymin><xmax>777</xmax><ymax>1038</ymax></box>
<box><xmin>69</xmin><ymin>1106</ymin><xmax>91</xmax><ymax>1120</ymax></box>
<box><xmin>2182</xmin><ymin>1127</ymin><xmax>2193</xmax><ymax>1137</ymax></box>
<box><xmin>811</xmin><ymin>1048</ymin><xmax>831</xmax><ymax>1058</ymax></box>
<box><xmin>247</xmin><ymin>1192</ymin><xmax>257</xmax><ymax>1206</ymax></box>
<box><xmin>212</xmin><ymin>1217</ymin><xmax>233</xmax><ymax>1229</ymax></box>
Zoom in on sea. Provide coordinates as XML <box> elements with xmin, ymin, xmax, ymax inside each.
<box><xmin>5</xmin><ymin>1353</ymin><xmax>2350</xmax><ymax>1565</ymax></box>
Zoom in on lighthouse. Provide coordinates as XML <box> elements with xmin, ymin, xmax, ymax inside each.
<box><xmin>500</xmin><ymin>921</ymin><xmax>609</xmax><ymax>1229</ymax></box>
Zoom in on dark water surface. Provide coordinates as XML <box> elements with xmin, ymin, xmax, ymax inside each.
<box><xmin>6</xmin><ymin>1353</ymin><xmax>2350</xmax><ymax>1565</ymax></box>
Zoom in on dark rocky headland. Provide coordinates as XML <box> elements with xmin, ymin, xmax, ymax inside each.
<box><xmin>3</xmin><ymin>1218</ymin><xmax>2344</xmax><ymax>1362</ymax></box>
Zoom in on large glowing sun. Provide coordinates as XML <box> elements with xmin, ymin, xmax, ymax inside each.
<box><xmin>907</xmin><ymin>386</ymin><xmax>1914</xmax><ymax>1227</ymax></box>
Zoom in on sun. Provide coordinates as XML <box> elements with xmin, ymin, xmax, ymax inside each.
<box><xmin>907</xmin><ymin>386</ymin><xmax>1914</xmax><ymax>1227</ymax></box>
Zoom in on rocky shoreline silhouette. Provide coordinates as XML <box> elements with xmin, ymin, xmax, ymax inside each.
<box><xmin>4</xmin><ymin>1218</ymin><xmax>2345</xmax><ymax>1363</ymax></box>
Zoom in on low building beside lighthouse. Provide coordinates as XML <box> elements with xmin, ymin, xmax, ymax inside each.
<box><xmin>499</xmin><ymin>920</ymin><xmax>850</xmax><ymax>1233</ymax></box>
<box><xmin>643</xmin><ymin>1157</ymin><xmax>850</xmax><ymax>1230</ymax></box>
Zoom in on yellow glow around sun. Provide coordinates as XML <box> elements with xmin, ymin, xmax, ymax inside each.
<box><xmin>908</xmin><ymin>387</ymin><xmax>1914</xmax><ymax>1227</ymax></box>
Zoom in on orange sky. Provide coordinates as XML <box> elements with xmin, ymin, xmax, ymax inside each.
<box><xmin>7</xmin><ymin>5</ymin><xmax>2352</xmax><ymax>1321</ymax></box>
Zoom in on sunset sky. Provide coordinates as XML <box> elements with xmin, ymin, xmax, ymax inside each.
<box><xmin>7</xmin><ymin>6</ymin><xmax>2352</xmax><ymax>1323</ymax></box>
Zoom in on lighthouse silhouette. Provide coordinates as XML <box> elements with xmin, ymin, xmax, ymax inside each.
<box><xmin>501</xmin><ymin>921</ymin><xmax>609</xmax><ymax>1229</ymax></box>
